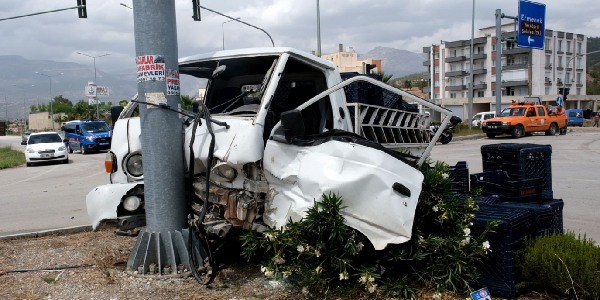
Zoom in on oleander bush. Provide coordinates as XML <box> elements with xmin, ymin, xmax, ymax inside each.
<box><xmin>519</xmin><ymin>232</ymin><xmax>600</xmax><ymax>298</ymax></box>
<box><xmin>241</xmin><ymin>161</ymin><xmax>496</xmax><ymax>298</ymax></box>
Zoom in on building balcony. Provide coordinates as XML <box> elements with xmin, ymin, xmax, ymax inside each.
<box><xmin>501</xmin><ymin>80</ymin><xmax>528</xmax><ymax>87</ymax></box>
<box><xmin>504</xmin><ymin>47</ymin><xmax>531</xmax><ymax>55</ymax></box>
<box><xmin>576</xmin><ymin>83</ymin><xmax>583</xmax><ymax>87</ymax></box>
<box><xmin>446</xmin><ymin>84</ymin><xmax>466</xmax><ymax>91</ymax></box>
<box><xmin>446</xmin><ymin>56</ymin><xmax>467</xmax><ymax>63</ymax></box>
<box><xmin>473</xmin><ymin>82</ymin><xmax>487</xmax><ymax>89</ymax></box>
<box><xmin>472</xmin><ymin>68</ymin><xmax>487</xmax><ymax>75</ymax></box>
<box><xmin>472</xmin><ymin>53</ymin><xmax>487</xmax><ymax>60</ymax></box>
<box><xmin>503</xmin><ymin>63</ymin><xmax>528</xmax><ymax>71</ymax></box>
<box><xmin>446</xmin><ymin>70</ymin><xmax>468</xmax><ymax>77</ymax></box>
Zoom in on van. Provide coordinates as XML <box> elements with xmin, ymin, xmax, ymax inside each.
<box><xmin>566</xmin><ymin>109</ymin><xmax>584</xmax><ymax>127</ymax></box>
<box><xmin>61</xmin><ymin>120</ymin><xmax>112</xmax><ymax>154</ymax></box>
<box><xmin>471</xmin><ymin>111</ymin><xmax>496</xmax><ymax>127</ymax></box>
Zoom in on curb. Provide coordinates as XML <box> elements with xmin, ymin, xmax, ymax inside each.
<box><xmin>0</xmin><ymin>225</ymin><xmax>93</xmax><ymax>241</ymax></box>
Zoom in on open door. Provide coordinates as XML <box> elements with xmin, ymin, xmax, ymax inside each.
<box><xmin>263</xmin><ymin>110</ymin><xmax>424</xmax><ymax>250</ymax></box>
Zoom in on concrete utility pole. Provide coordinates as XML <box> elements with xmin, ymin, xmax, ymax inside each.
<box><xmin>127</xmin><ymin>0</ymin><xmax>189</xmax><ymax>276</ymax></box>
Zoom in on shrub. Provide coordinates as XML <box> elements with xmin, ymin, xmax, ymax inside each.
<box><xmin>240</xmin><ymin>161</ymin><xmax>495</xmax><ymax>297</ymax></box>
<box><xmin>519</xmin><ymin>232</ymin><xmax>600</xmax><ymax>298</ymax></box>
<box><xmin>0</xmin><ymin>146</ymin><xmax>26</xmax><ymax>169</ymax></box>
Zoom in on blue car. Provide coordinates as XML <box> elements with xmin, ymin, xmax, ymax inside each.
<box><xmin>62</xmin><ymin>120</ymin><xmax>112</xmax><ymax>154</ymax></box>
<box><xmin>566</xmin><ymin>109</ymin><xmax>584</xmax><ymax>127</ymax></box>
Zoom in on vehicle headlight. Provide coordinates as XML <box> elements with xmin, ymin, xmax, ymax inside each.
<box><xmin>125</xmin><ymin>153</ymin><xmax>143</xmax><ymax>177</ymax></box>
<box><xmin>86</xmin><ymin>136</ymin><xmax>95</xmax><ymax>141</ymax></box>
<box><xmin>58</xmin><ymin>145</ymin><xmax>66</xmax><ymax>151</ymax></box>
<box><xmin>501</xmin><ymin>122</ymin><xmax>510</xmax><ymax>126</ymax></box>
<box><xmin>123</xmin><ymin>195</ymin><xmax>142</xmax><ymax>211</ymax></box>
<box><xmin>213</xmin><ymin>163</ymin><xmax>237</xmax><ymax>181</ymax></box>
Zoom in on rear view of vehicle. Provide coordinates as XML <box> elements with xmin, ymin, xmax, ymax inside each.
<box><xmin>24</xmin><ymin>132</ymin><xmax>69</xmax><ymax>166</ymax></box>
<box><xmin>566</xmin><ymin>109</ymin><xmax>584</xmax><ymax>127</ymax></box>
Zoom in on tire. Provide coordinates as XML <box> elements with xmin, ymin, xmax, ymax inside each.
<box><xmin>545</xmin><ymin>123</ymin><xmax>558</xmax><ymax>136</ymax></box>
<box><xmin>486</xmin><ymin>133</ymin><xmax>496</xmax><ymax>139</ymax></box>
<box><xmin>511</xmin><ymin>125</ymin><xmax>524</xmax><ymax>138</ymax></box>
<box><xmin>69</xmin><ymin>145</ymin><xmax>73</xmax><ymax>154</ymax></box>
<box><xmin>559</xmin><ymin>127</ymin><xmax>567</xmax><ymax>135</ymax></box>
<box><xmin>80</xmin><ymin>143</ymin><xmax>87</xmax><ymax>155</ymax></box>
<box><xmin>440</xmin><ymin>132</ymin><xmax>452</xmax><ymax>144</ymax></box>
<box><xmin>63</xmin><ymin>158</ymin><xmax>69</xmax><ymax>164</ymax></box>
<box><xmin>26</xmin><ymin>162</ymin><xmax>32</xmax><ymax>167</ymax></box>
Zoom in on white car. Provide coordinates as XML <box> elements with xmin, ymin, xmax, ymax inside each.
<box><xmin>24</xmin><ymin>132</ymin><xmax>69</xmax><ymax>167</ymax></box>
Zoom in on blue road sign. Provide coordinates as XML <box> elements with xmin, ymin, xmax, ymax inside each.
<box><xmin>517</xmin><ymin>0</ymin><xmax>546</xmax><ymax>50</ymax></box>
<box><xmin>556</xmin><ymin>96</ymin><xmax>564</xmax><ymax>107</ymax></box>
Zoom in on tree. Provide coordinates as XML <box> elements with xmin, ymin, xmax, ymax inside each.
<box><xmin>180</xmin><ymin>95</ymin><xmax>195</xmax><ymax>111</ymax></box>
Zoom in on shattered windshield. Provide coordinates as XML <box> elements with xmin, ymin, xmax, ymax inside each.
<box><xmin>179</xmin><ymin>55</ymin><xmax>280</xmax><ymax>116</ymax></box>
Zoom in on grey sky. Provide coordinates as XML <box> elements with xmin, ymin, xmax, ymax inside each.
<box><xmin>1</xmin><ymin>0</ymin><xmax>599</xmax><ymax>73</ymax></box>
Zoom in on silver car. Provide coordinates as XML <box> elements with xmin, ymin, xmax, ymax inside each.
<box><xmin>20</xmin><ymin>131</ymin><xmax>31</xmax><ymax>145</ymax></box>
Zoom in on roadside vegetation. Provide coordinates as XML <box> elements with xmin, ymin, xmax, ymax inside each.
<box><xmin>0</xmin><ymin>146</ymin><xmax>25</xmax><ymax>169</ymax></box>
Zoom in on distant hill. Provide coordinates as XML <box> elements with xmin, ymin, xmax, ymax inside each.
<box><xmin>360</xmin><ymin>47</ymin><xmax>427</xmax><ymax>79</ymax></box>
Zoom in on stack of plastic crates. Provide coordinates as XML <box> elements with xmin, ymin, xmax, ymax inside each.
<box><xmin>470</xmin><ymin>170</ymin><xmax>543</xmax><ymax>203</ymax></box>
<box><xmin>497</xmin><ymin>199</ymin><xmax>564</xmax><ymax>237</ymax></box>
<box><xmin>472</xmin><ymin>205</ymin><xmax>531</xmax><ymax>298</ymax></box>
<box><xmin>481</xmin><ymin>143</ymin><xmax>553</xmax><ymax>201</ymax></box>
<box><xmin>449</xmin><ymin>161</ymin><xmax>470</xmax><ymax>195</ymax></box>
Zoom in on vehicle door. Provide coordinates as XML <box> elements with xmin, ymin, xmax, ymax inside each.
<box><xmin>536</xmin><ymin>106</ymin><xmax>548</xmax><ymax>129</ymax></box>
<box><xmin>262</xmin><ymin>84</ymin><xmax>424</xmax><ymax>251</ymax></box>
<box><xmin>524</xmin><ymin>107</ymin><xmax>539</xmax><ymax>130</ymax></box>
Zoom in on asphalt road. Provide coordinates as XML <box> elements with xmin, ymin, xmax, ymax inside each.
<box><xmin>0</xmin><ymin>135</ymin><xmax>108</xmax><ymax>236</ymax></box>
<box><xmin>430</xmin><ymin>127</ymin><xmax>600</xmax><ymax>244</ymax></box>
<box><xmin>1</xmin><ymin>129</ymin><xmax>599</xmax><ymax>243</ymax></box>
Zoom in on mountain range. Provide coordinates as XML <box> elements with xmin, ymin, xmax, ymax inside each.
<box><xmin>0</xmin><ymin>47</ymin><xmax>426</xmax><ymax>120</ymax></box>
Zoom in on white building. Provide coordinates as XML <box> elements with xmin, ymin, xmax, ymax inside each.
<box><xmin>321</xmin><ymin>44</ymin><xmax>382</xmax><ymax>74</ymax></box>
<box><xmin>422</xmin><ymin>23</ymin><xmax>600</xmax><ymax>119</ymax></box>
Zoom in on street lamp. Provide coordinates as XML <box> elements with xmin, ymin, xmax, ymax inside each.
<box><xmin>120</xmin><ymin>3</ymin><xmax>133</xmax><ymax>9</ymax></box>
<box><xmin>222</xmin><ymin>17</ymin><xmax>241</xmax><ymax>50</ymax></box>
<box><xmin>561</xmin><ymin>49</ymin><xmax>600</xmax><ymax>109</ymax></box>
<box><xmin>76</xmin><ymin>52</ymin><xmax>110</xmax><ymax>120</ymax></box>
<box><xmin>35</xmin><ymin>72</ymin><xmax>64</xmax><ymax>130</ymax></box>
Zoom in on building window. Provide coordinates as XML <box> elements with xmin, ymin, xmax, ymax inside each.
<box><xmin>576</xmin><ymin>88</ymin><xmax>581</xmax><ymax>95</ymax></box>
<box><xmin>567</xmin><ymin>40</ymin><xmax>572</xmax><ymax>52</ymax></box>
<box><xmin>477</xmin><ymin>91</ymin><xmax>484</xmax><ymax>97</ymax></box>
<box><xmin>577</xmin><ymin>42</ymin><xmax>582</xmax><ymax>54</ymax></box>
<box><xmin>434</xmin><ymin>80</ymin><xmax>440</xmax><ymax>87</ymax></box>
<box><xmin>577</xmin><ymin>57</ymin><xmax>583</xmax><ymax>69</ymax></box>
<box><xmin>434</xmin><ymin>52</ymin><xmax>440</xmax><ymax>59</ymax></box>
<box><xmin>558</xmin><ymin>40</ymin><xmax>563</xmax><ymax>52</ymax></box>
<box><xmin>450</xmin><ymin>93</ymin><xmax>457</xmax><ymax>99</ymax></box>
<box><xmin>558</xmin><ymin>56</ymin><xmax>563</xmax><ymax>68</ymax></box>
<box><xmin>577</xmin><ymin>72</ymin><xmax>582</xmax><ymax>84</ymax></box>
<box><xmin>545</xmin><ymin>55</ymin><xmax>551</xmax><ymax>67</ymax></box>
<box><xmin>434</xmin><ymin>66</ymin><xmax>440</xmax><ymax>73</ymax></box>
<box><xmin>545</xmin><ymin>86</ymin><xmax>550</xmax><ymax>95</ymax></box>
<box><xmin>545</xmin><ymin>38</ymin><xmax>551</xmax><ymax>50</ymax></box>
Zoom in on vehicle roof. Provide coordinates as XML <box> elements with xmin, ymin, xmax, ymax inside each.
<box><xmin>64</xmin><ymin>120</ymin><xmax>107</xmax><ymax>124</ymax></box>
<box><xmin>30</xmin><ymin>131</ymin><xmax>60</xmax><ymax>136</ymax></box>
<box><xmin>178</xmin><ymin>47</ymin><xmax>337</xmax><ymax>70</ymax></box>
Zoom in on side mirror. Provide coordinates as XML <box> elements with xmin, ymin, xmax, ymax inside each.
<box><xmin>280</xmin><ymin>109</ymin><xmax>305</xmax><ymax>141</ymax></box>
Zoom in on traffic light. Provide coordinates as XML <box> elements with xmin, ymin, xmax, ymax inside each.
<box><xmin>77</xmin><ymin>0</ymin><xmax>87</xmax><ymax>18</ymax></box>
<box><xmin>192</xmin><ymin>0</ymin><xmax>201</xmax><ymax>21</ymax></box>
<box><xmin>364</xmin><ymin>63</ymin><xmax>376</xmax><ymax>74</ymax></box>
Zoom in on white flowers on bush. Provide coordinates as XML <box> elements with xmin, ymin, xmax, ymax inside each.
<box><xmin>441</xmin><ymin>173</ymin><xmax>449</xmax><ymax>179</ymax></box>
<box><xmin>461</xmin><ymin>237</ymin><xmax>471</xmax><ymax>245</ymax></box>
<box><xmin>264</xmin><ymin>232</ymin><xmax>276</xmax><ymax>241</ymax></box>
<box><xmin>339</xmin><ymin>271</ymin><xmax>349</xmax><ymax>281</ymax></box>
<box><xmin>463</xmin><ymin>227</ymin><xmax>471</xmax><ymax>237</ymax></box>
<box><xmin>315</xmin><ymin>266</ymin><xmax>323</xmax><ymax>274</ymax></box>
<box><xmin>314</xmin><ymin>249</ymin><xmax>321</xmax><ymax>258</ymax></box>
<box><xmin>260</xmin><ymin>266</ymin><xmax>274</xmax><ymax>278</ymax></box>
<box><xmin>482</xmin><ymin>240</ymin><xmax>492</xmax><ymax>253</ymax></box>
<box><xmin>296</xmin><ymin>245</ymin><xmax>304</xmax><ymax>253</ymax></box>
<box><xmin>272</xmin><ymin>253</ymin><xmax>285</xmax><ymax>265</ymax></box>
<box><xmin>356</xmin><ymin>242</ymin><xmax>364</xmax><ymax>252</ymax></box>
<box><xmin>358</xmin><ymin>273</ymin><xmax>377</xmax><ymax>293</ymax></box>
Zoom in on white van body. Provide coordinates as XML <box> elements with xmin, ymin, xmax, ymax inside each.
<box><xmin>472</xmin><ymin>111</ymin><xmax>496</xmax><ymax>127</ymax></box>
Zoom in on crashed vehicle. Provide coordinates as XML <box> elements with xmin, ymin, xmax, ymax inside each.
<box><xmin>87</xmin><ymin>47</ymin><xmax>452</xmax><ymax>251</ymax></box>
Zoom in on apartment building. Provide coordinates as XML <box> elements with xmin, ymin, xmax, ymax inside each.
<box><xmin>321</xmin><ymin>44</ymin><xmax>382</xmax><ymax>74</ymax></box>
<box><xmin>423</xmin><ymin>23</ymin><xmax>600</xmax><ymax>119</ymax></box>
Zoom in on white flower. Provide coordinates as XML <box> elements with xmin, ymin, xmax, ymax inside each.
<box><xmin>432</xmin><ymin>205</ymin><xmax>439</xmax><ymax>212</ymax></box>
<box><xmin>282</xmin><ymin>271</ymin><xmax>291</xmax><ymax>278</ymax></box>
<box><xmin>260</xmin><ymin>266</ymin><xmax>266</xmax><ymax>273</ymax></box>
<box><xmin>339</xmin><ymin>271</ymin><xmax>349</xmax><ymax>280</ymax></box>
<box><xmin>264</xmin><ymin>270</ymin><xmax>273</xmax><ymax>278</ymax></box>
<box><xmin>356</xmin><ymin>242</ymin><xmax>364</xmax><ymax>252</ymax></box>
<box><xmin>296</xmin><ymin>245</ymin><xmax>305</xmax><ymax>253</ymax></box>
<box><xmin>367</xmin><ymin>284</ymin><xmax>377</xmax><ymax>293</ymax></box>
<box><xmin>368</xmin><ymin>277</ymin><xmax>375</xmax><ymax>282</ymax></box>
<box><xmin>463</xmin><ymin>227</ymin><xmax>471</xmax><ymax>237</ymax></box>
<box><xmin>441</xmin><ymin>173</ymin><xmax>449</xmax><ymax>179</ymax></box>
<box><xmin>482</xmin><ymin>241</ymin><xmax>491</xmax><ymax>253</ymax></box>
<box><xmin>314</xmin><ymin>249</ymin><xmax>321</xmax><ymax>257</ymax></box>
<box><xmin>359</xmin><ymin>275</ymin><xmax>368</xmax><ymax>284</ymax></box>
<box><xmin>264</xmin><ymin>232</ymin><xmax>275</xmax><ymax>241</ymax></box>
<box><xmin>315</xmin><ymin>266</ymin><xmax>323</xmax><ymax>274</ymax></box>
<box><xmin>272</xmin><ymin>254</ymin><xmax>285</xmax><ymax>265</ymax></box>
<box><xmin>461</xmin><ymin>237</ymin><xmax>471</xmax><ymax>245</ymax></box>
<box><xmin>302</xmin><ymin>287</ymin><xmax>310</xmax><ymax>295</ymax></box>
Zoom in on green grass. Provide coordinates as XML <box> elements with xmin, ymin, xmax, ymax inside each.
<box><xmin>0</xmin><ymin>146</ymin><xmax>26</xmax><ymax>169</ymax></box>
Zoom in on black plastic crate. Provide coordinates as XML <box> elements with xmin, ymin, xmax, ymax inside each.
<box><xmin>471</xmin><ymin>171</ymin><xmax>543</xmax><ymax>202</ymax></box>
<box><xmin>449</xmin><ymin>161</ymin><xmax>470</xmax><ymax>194</ymax></box>
<box><xmin>481</xmin><ymin>143</ymin><xmax>553</xmax><ymax>200</ymax></box>
<box><xmin>472</xmin><ymin>206</ymin><xmax>532</xmax><ymax>298</ymax></box>
<box><xmin>498</xmin><ymin>199</ymin><xmax>564</xmax><ymax>237</ymax></box>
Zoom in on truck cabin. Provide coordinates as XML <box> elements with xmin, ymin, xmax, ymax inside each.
<box><xmin>179</xmin><ymin>53</ymin><xmax>335</xmax><ymax>142</ymax></box>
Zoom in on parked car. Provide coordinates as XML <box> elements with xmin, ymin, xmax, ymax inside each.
<box><xmin>24</xmin><ymin>132</ymin><xmax>69</xmax><ymax>167</ymax></box>
<box><xmin>471</xmin><ymin>111</ymin><xmax>496</xmax><ymax>127</ymax></box>
<box><xmin>566</xmin><ymin>109</ymin><xmax>584</xmax><ymax>127</ymax></box>
<box><xmin>20</xmin><ymin>131</ymin><xmax>31</xmax><ymax>145</ymax></box>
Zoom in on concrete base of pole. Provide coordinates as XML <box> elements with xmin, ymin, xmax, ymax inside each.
<box><xmin>126</xmin><ymin>228</ymin><xmax>195</xmax><ymax>277</ymax></box>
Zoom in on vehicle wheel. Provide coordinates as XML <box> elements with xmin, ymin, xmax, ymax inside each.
<box><xmin>26</xmin><ymin>162</ymin><xmax>32</xmax><ymax>167</ymax></box>
<box><xmin>511</xmin><ymin>125</ymin><xmax>524</xmax><ymax>138</ymax></box>
<box><xmin>486</xmin><ymin>133</ymin><xmax>496</xmax><ymax>139</ymax></box>
<box><xmin>63</xmin><ymin>158</ymin><xmax>69</xmax><ymax>164</ymax></box>
<box><xmin>440</xmin><ymin>132</ymin><xmax>452</xmax><ymax>144</ymax></box>
<box><xmin>559</xmin><ymin>127</ymin><xmax>567</xmax><ymax>135</ymax></box>
<box><xmin>69</xmin><ymin>145</ymin><xmax>73</xmax><ymax>154</ymax></box>
<box><xmin>80</xmin><ymin>143</ymin><xmax>87</xmax><ymax>155</ymax></box>
<box><xmin>545</xmin><ymin>123</ymin><xmax>558</xmax><ymax>136</ymax></box>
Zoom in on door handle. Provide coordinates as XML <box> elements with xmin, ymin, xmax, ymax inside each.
<box><xmin>392</xmin><ymin>182</ymin><xmax>411</xmax><ymax>198</ymax></box>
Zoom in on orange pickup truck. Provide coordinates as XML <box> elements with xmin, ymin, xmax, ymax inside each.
<box><xmin>481</xmin><ymin>102</ymin><xmax>567</xmax><ymax>138</ymax></box>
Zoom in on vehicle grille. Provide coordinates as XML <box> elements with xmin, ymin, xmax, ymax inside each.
<box><xmin>38</xmin><ymin>150</ymin><xmax>56</xmax><ymax>154</ymax></box>
<box><xmin>485</xmin><ymin>121</ymin><xmax>503</xmax><ymax>126</ymax></box>
<box><xmin>96</xmin><ymin>137</ymin><xmax>111</xmax><ymax>143</ymax></box>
